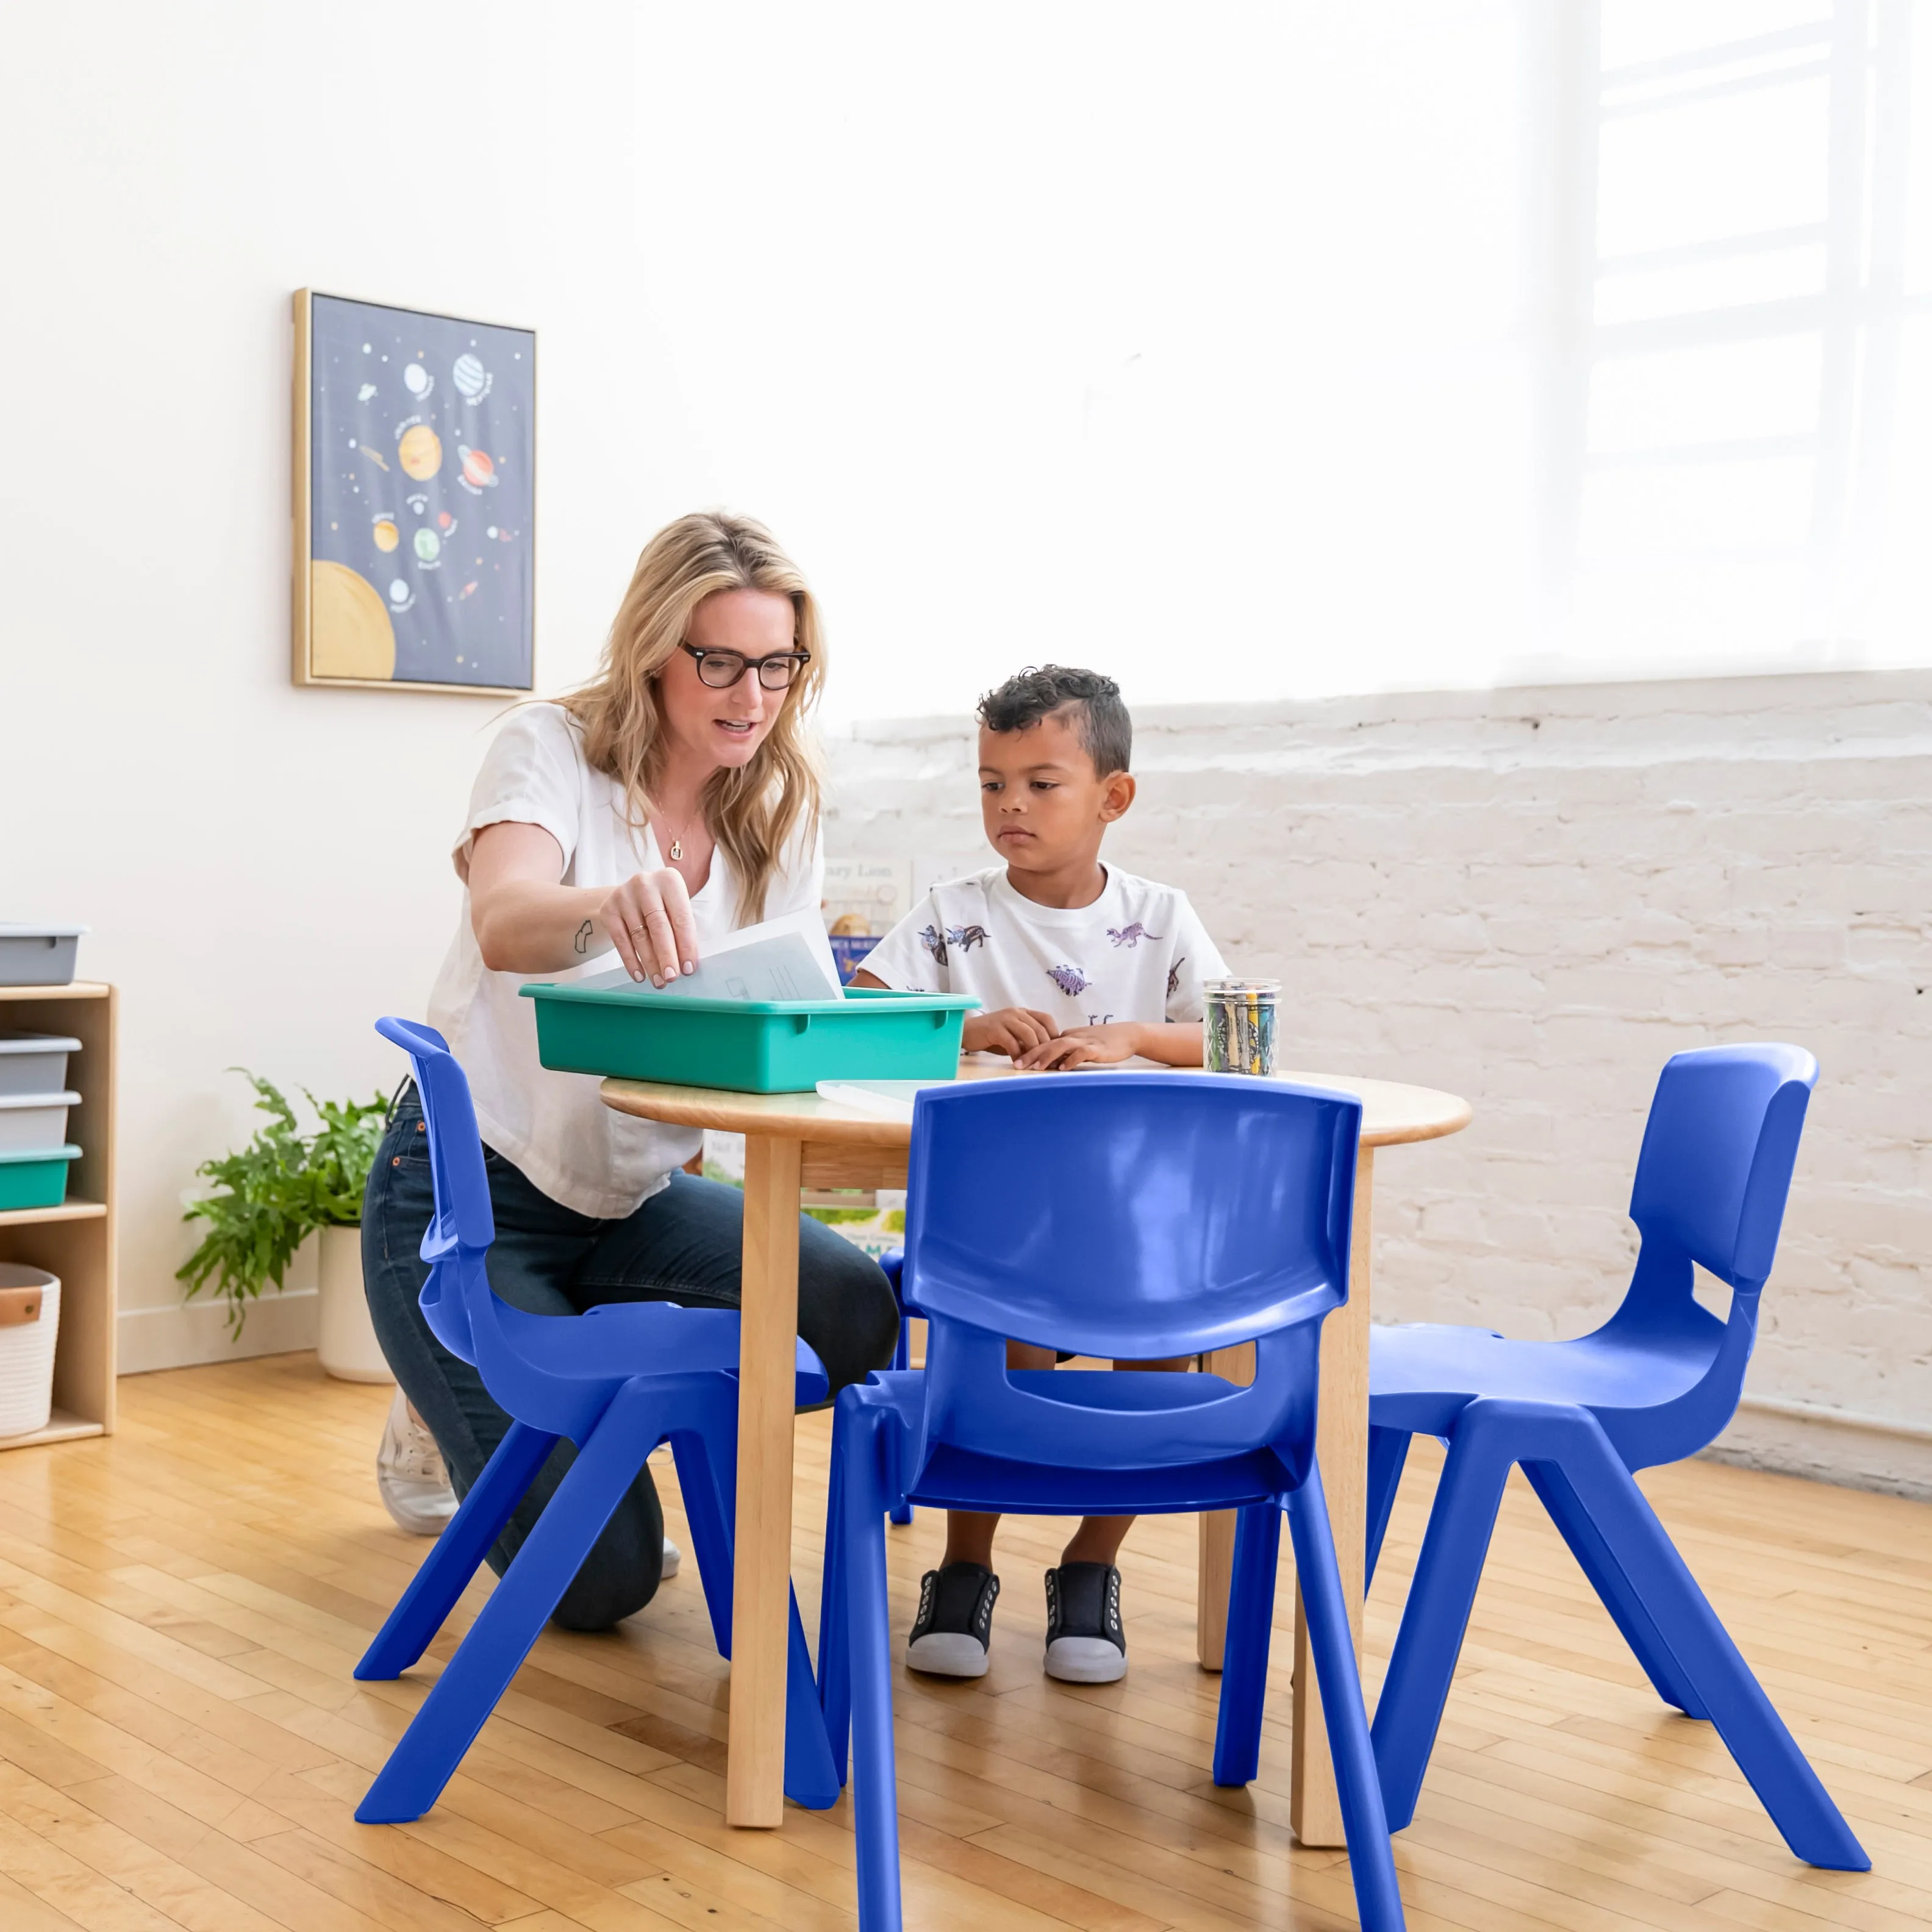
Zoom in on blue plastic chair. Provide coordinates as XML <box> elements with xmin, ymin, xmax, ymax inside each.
<box><xmin>878</xmin><ymin>1251</ymin><xmax>915</xmax><ymax>1524</ymax></box>
<box><xmin>1363</xmin><ymin>1043</ymin><xmax>1868</xmax><ymax>1872</ymax></box>
<box><xmin>820</xmin><ymin>1073</ymin><xmax>1408</xmax><ymax>1932</ymax></box>
<box><xmin>353</xmin><ymin>1018</ymin><xmax>839</xmax><ymax>1823</ymax></box>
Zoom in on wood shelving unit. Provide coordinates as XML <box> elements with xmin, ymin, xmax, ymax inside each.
<box><xmin>0</xmin><ymin>982</ymin><xmax>115</xmax><ymax>1448</ymax></box>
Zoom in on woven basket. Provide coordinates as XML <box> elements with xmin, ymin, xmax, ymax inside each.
<box><xmin>0</xmin><ymin>1264</ymin><xmax>59</xmax><ymax>1437</ymax></box>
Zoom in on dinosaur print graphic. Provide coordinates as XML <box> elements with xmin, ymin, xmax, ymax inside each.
<box><xmin>1167</xmin><ymin>956</ymin><xmax>1185</xmax><ymax>998</ymax></box>
<box><xmin>918</xmin><ymin>924</ymin><xmax>948</xmax><ymax>966</ymax></box>
<box><xmin>1107</xmin><ymin>923</ymin><xmax>1162</xmax><ymax>948</ymax></box>
<box><xmin>1046</xmin><ymin>963</ymin><xmax>1090</xmax><ymax>997</ymax></box>
<box><xmin>946</xmin><ymin>924</ymin><xmax>990</xmax><ymax>954</ymax></box>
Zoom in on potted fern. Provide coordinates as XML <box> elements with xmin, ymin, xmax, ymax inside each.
<box><xmin>178</xmin><ymin>1072</ymin><xmax>392</xmax><ymax>1380</ymax></box>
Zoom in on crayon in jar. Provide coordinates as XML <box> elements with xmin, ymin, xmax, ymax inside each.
<box><xmin>1203</xmin><ymin>978</ymin><xmax>1281</xmax><ymax>1077</ymax></box>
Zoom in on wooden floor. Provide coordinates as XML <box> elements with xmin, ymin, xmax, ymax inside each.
<box><xmin>0</xmin><ymin>1356</ymin><xmax>1924</xmax><ymax>1931</ymax></box>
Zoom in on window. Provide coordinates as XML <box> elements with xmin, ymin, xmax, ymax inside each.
<box><xmin>1548</xmin><ymin>0</ymin><xmax>1931</xmax><ymax>674</ymax></box>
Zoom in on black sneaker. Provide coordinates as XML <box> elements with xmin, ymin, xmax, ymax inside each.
<box><xmin>906</xmin><ymin>1563</ymin><xmax>1000</xmax><ymax>1678</ymax></box>
<box><xmin>1043</xmin><ymin>1562</ymin><xmax>1126</xmax><ymax>1683</ymax></box>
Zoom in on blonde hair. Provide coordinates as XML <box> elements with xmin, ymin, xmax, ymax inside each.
<box><xmin>559</xmin><ymin>511</ymin><xmax>826</xmax><ymax>924</ymax></box>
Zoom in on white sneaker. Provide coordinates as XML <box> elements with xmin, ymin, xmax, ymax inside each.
<box><xmin>376</xmin><ymin>1390</ymin><xmax>459</xmax><ymax>1536</ymax></box>
<box><xmin>376</xmin><ymin>1389</ymin><xmax>686</xmax><ymax>1583</ymax></box>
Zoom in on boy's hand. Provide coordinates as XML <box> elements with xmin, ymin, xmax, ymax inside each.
<box><xmin>1015</xmin><ymin>1022</ymin><xmax>1143</xmax><ymax>1071</ymax></box>
<box><xmin>963</xmin><ymin>1007</ymin><xmax>1061</xmax><ymax>1059</ymax></box>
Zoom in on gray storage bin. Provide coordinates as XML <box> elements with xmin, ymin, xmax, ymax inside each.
<box><xmin>0</xmin><ymin>925</ymin><xmax>87</xmax><ymax>986</ymax></box>
<box><xmin>0</xmin><ymin>1034</ymin><xmax>81</xmax><ymax>1098</ymax></box>
<box><xmin>0</xmin><ymin>1092</ymin><xmax>80</xmax><ymax>1153</ymax></box>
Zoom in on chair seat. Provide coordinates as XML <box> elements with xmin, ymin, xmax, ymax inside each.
<box><xmin>1370</xmin><ymin>1320</ymin><xmax>1722</xmax><ymax>1437</ymax></box>
<box><xmin>912</xmin><ymin>1442</ymin><xmax>1293</xmax><ymax>1515</ymax></box>
<box><xmin>486</xmin><ymin>1298</ymin><xmax>829</xmax><ymax>1404</ymax></box>
<box><xmin>865</xmin><ymin>1368</ymin><xmax>1295</xmax><ymax>1514</ymax></box>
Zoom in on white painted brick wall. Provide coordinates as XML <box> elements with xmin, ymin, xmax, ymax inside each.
<box><xmin>825</xmin><ymin>668</ymin><xmax>1932</xmax><ymax>1494</ymax></box>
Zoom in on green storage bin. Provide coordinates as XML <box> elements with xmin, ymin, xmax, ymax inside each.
<box><xmin>0</xmin><ymin>1145</ymin><xmax>80</xmax><ymax>1212</ymax></box>
<box><xmin>521</xmin><ymin>984</ymin><xmax>979</xmax><ymax>1093</ymax></box>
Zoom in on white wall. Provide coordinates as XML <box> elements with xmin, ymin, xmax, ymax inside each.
<box><xmin>826</xmin><ymin>670</ymin><xmax>1932</xmax><ymax>1496</ymax></box>
<box><xmin>0</xmin><ymin>4</ymin><xmax>706</xmax><ymax>1366</ymax></box>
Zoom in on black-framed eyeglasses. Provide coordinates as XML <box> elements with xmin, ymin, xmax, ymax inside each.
<box><xmin>679</xmin><ymin>642</ymin><xmax>812</xmax><ymax>691</ymax></box>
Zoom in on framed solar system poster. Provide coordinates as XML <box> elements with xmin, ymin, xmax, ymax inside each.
<box><xmin>292</xmin><ymin>290</ymin><xmax>535</xmax><ymax>694</ymax></box>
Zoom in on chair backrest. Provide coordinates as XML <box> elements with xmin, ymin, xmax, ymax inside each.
<box><xmin>1592</xmin><ymin>1043</ymin><xmax>1818</xmax><ymax>1469</ymax></box>
<box><xmin>375</xmin><ymin>1017</ymin><xmax>495</xmax><ymax>1365</ymax></box>
<box><xmin>901</xmin><ymin>1073</ymin><xmax>1361</xmax><ymax>1471</ymax></box>
<box><xmin>1627</xmin><ymin>1043</ymin><xmax>1817</xmax><ymax>1295</ymax></box>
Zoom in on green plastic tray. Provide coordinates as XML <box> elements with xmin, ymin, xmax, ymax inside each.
<box><xmin>521</xmin><ymin>984</ymin><xmax>979</xmax><ymax>1093</ymax></box>
<box><xmin>0</xmin><ymin>1145</ymin><xmax>79</xmax><ymax>1212</ymax></box>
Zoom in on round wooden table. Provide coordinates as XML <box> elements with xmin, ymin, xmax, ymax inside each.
<box><xmin>601</xmin><ymin>1065</ymin><xmax>1471</xmax><ymax>1839</ymax></box>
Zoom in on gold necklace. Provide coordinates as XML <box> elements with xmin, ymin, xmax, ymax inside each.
<box><xmin>659</xmin><ymin>809</ymin><xmax>701</xmax><ymax>864</ymax></box>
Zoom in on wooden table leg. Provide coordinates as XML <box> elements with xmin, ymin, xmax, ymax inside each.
<box><xmin>726</xmin><ymin>1132</ymin><xmax>803</xmax><ymax>1829</ymax></box>
<box><xmin>1289</xmin><ymin>1144</ymin><xmax>1374</xmax><ymax>1847</ymax></box>
<box><xmin>1196</xmin><ymin>1342</ymin><xmax>1256</xmax><ymax>1670</ymax></box>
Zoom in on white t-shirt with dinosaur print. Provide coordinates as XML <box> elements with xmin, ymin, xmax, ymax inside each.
<box><xmin>858</xmin><ymin>864</ymin><xmax>1229</xmax><ymax>1029</ymax></box>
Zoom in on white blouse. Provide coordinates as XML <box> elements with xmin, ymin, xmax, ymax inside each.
<box><xmin>427</xmin><ymin>703</ymin><xmax>823</xmax><ymax>1218</ymax></box>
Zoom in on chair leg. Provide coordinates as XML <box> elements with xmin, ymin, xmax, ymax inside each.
<box><xmin>784</xmin><ymin>1586</ymin><xmax>840</xmax><ymax>1809</ymax></box>
<box><xmin>1287</xmin><ymin>1461</ymin><xmax>1408</xmax><ymax>1932</ymax></box>
<box><xmin>1211</xmin><ymin>1501</ymin><xmax>1282</xmax><ymax>1787</ymax></box>
<box><xmin>887</xmin><ymin>1300</ymin><xmax>914</xmax><ymax>1525</ymax></box>
<box><xmin>356</xmin><ymin>1420</ymin><xmax>558</xmax><ymax>1682</ymax></box>
<box><xmin>840</xmin><ymin>1401</ymin><xmax>904</xmax><ymax>1932</ymax></box>
<box><xmin>1520</xmin><ymin>1459</ymin><xmax>1707</xmax><ymax>1719</ymax></box>
<box><xmin>1370</xmin><ymin>1417</ymin><xmax>1516</xmax><ymax>1831</ymax></box>
<box><xmin>1533</xmin><ymin>1420</ymin><xmax>1869</xmax><ymax>1872</ymax></box>
<box><xmin>819</xmin><ymin>1409</ymin><xmax>852</xmax><ymax>1784</ymax></box>
<box><xmin>668</xmin><ymin>1424</ymin><xmax>737</xmax><ymax>1658</ymax></box>
<box><xmin>1365</xmin><ymin>1425</ymin><xmax>1411</xmax><ymax>1594</ymax></box>
<box><xmin>356</xmin><ymin>1395</ymin><xmax>653</xmax><ymax>1823</ymax></box>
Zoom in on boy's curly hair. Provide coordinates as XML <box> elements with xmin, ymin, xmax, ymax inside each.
<box><xmin>976</xmin><ymin>664</ymin><xmax>1131</xmax><ymax>776</ymax></box>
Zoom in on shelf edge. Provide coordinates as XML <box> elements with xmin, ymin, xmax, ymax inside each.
<box><xmin>0</xmin><ymin>1409</ymin><xmax>104</xmax><ymax>1451</ymax></box>
<box><xmin>0</xmin><ymin>1199</ymin><xmax>109</xmax><ymax>1229</ymax></box>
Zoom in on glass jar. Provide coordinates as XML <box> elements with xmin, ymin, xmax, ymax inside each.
<box><xmin>1203</xmin><ymin>978</ymin><xmax>1281</xmax><ymax>1077</ymax></box>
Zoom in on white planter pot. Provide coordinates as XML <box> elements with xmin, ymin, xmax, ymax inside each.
<box><xmin>317</xmin><ymin>1224</ymin><xmax>393</xmax><ymax>1383</ymax></box>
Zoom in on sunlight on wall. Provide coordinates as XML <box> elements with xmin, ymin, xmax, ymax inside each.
<box><xmin>629</xmin><ymin>1</ymin><xmax>1932</xmax><ymax>722</ymax></box>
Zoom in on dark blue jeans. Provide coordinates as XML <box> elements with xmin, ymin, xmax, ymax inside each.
<box><xmin>362</xmin><ymin>1086</ymin><xmax>898</xmax><ymax>1630</ymax></box>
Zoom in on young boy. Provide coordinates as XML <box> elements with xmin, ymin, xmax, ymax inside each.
<box><xmin>853</xmin><ymin>664</ymin><xmax>1229</xmax><ymax>1683</ymax></box>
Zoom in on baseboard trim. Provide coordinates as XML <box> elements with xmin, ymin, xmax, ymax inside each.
<box><xmin>118</xmin><ymin>1289</ymin><xmax>320</xmax><ymax>1375</ymax></box>
<box><xmin>1735</xmin><ymin>1390</ymin><xmax>1932</xmax><ymax>1445</ymax></box>
<box><xmin>1706</xmin><ymin>1397</ymin><xmax>1932</xmax><ymax>1501</ymax></box>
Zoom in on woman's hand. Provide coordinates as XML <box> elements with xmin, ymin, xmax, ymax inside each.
<box><xmin>1014</xmin><ymin>1021</ymin><xmax>1142</xmax><ymax>1071</ymax></box>
<box><xmin>599</xmin><ymin>869</ymin><xmax>698</xmax><ymax>986</ymax></box>
<box><xmin>467</xmin><ymin>823</ymin><xmax>703</xmax><ymax>982</ymax></box>
<box><xmin>962</xmin><ymin>1006</ymin><xmax>1062</xmax><ymax>1059</ymax></box>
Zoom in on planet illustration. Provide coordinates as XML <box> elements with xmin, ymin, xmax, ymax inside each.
<box><xmin>372</xmin><ymin>518</ymin><xmax>399</xmax><ymax>552</ymax></box>
<box><xmin>397</xmin><ymin>424</ymin><xmax>442</xmax><ymax>481</ymax></box>
<box><xmin>403</xmin><ymin>361</ymin><xmax>434</xmax><ymax>399</ymax></box>
<box><xmin>388</xmin><ymin>578</ymin><xmax>411</xmax><ymax>607</ymax></box>
<box><xmin>414</xmin><ymin>528</ymin><xmax>441</xmax><ymax>562</ymax></box>
<box><xmin>357</xmin><ymin>443</ymin><xmax>390</xmax><ymax>471</ymax></box>
<box><xmin>357</xmin><ymin>382</ymin><xmax>377</xmax><ymax>402</ymax></box>
<box><xmin>309</xmin><ymin>560</ymin><xmax>396</xmax><ymax>681</ymax></box>
<box><xmin>453</xmin><ymin>352</ymin><xmax>492</xmax><ymax>401</ymax></box>
<box><xmin>437</xmin><ymin>510</ymin><xmax>454</xmax><ymax>529</ymax></box>
<box><xmin>457</xmin><ymin>445</ymin><xmax>498</xmax><ymax>493</ymax></box>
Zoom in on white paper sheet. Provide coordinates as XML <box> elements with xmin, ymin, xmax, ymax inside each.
<box><xmin>814</xmin><ymin>1079</ymin><xmax>951</xmax><ymax>1120</ymax></box>
<box><xmin>580</xmin><ymin>907</ymin><xmax>845</xmax><ymax>1003</ymax></box>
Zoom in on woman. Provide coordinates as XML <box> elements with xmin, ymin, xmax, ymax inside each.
<box><xmin>362</xmin><ymin>510</ymin><xmax>899</xmax><ymax>1630</ymax></box>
